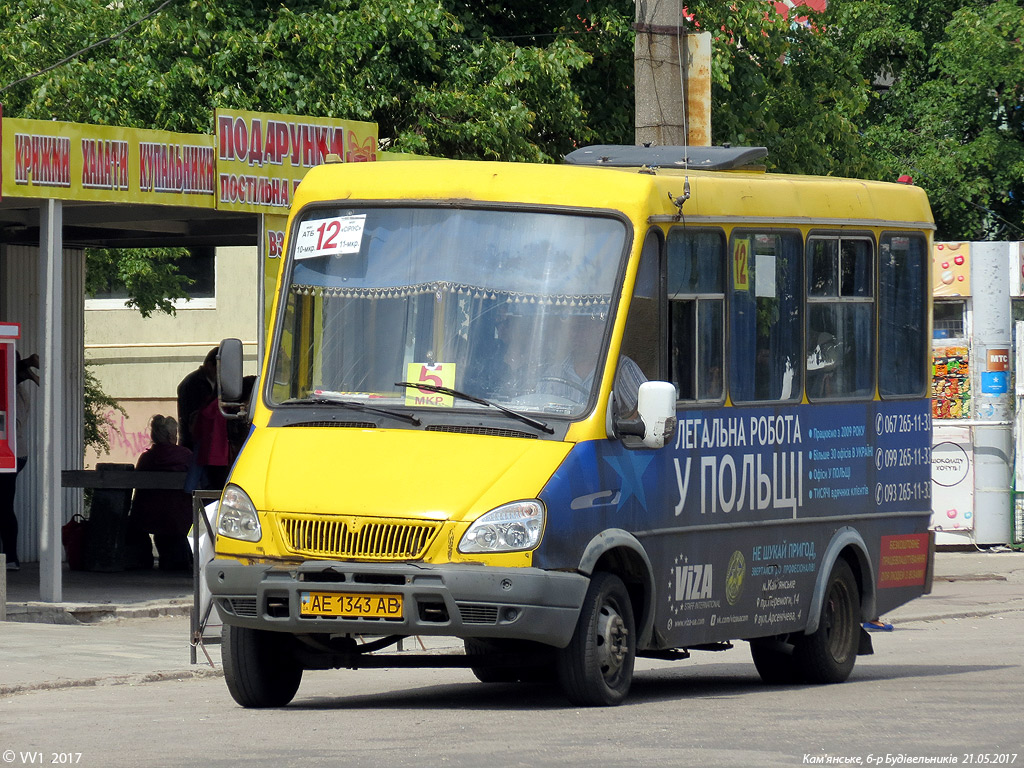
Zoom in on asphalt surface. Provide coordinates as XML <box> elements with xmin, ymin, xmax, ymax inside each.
<box><xmin>1</xmin><ymin>548</ymin><xmax>1022</xmax><ymax>697</ymax></box>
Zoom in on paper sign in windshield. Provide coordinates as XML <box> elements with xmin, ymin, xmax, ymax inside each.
<box><xmin>404</xmin><ymin>363</ymin><xmax>455</xmax><ymax>408</ymax></box>
<box><xmin>294</xmin><ymin>214</ymin><xmax>366</xmax><ymax>259</ymax></box>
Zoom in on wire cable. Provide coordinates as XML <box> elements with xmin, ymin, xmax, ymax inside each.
<box><xmin>0</xmin><ymin>0</ymin><xmax>177</xmax><ymax>96</ymax></box>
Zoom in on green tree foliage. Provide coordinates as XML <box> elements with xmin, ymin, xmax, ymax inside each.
<box><xmin>683</xmin><ymin>1</ymin><xmax>877</xmax><ymax>179</ymax></box>
<box><xmin>1</xmin><ymin>0</ymin><xmax>1021</xmax><ymax>240</ymax></box>
<box><xmin>84</xmin><ymin>247</ymin><xmax>193</xmax><ymax>317</ymax></box>
<box><xmin>837</xmin><ymin>0</ymin><xmax>1024</xmax><ymax>240</ymax></box>
<box><xmin>0</xmin><ymin>0</ymin><xmax>629</xmax><ymax>161</ymax></box>
<box><xmin>83</xmin><ymin>364</ymin><xmax>127</xmax><ymax>454</ymax></box>
<box><xmin>675</xmin><ymin>0</ymin><xmax>1024</xmax><ymax>240</ymax></box>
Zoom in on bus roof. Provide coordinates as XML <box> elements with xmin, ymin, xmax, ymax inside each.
<box><xmin>294</xmin><ymin>156</ymin><xmax>935</xmax><ymax>232</ymax></box>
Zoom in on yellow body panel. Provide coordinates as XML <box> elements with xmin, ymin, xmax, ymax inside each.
<box><xmin>219</xmin><ymin>426</ymin><xmax>573</xmax><ymax>566</ymax></box>
<box><xmin>284</xmin><ymin>160</ymin><xmax>933</xmax><ymax>239</ymax></box>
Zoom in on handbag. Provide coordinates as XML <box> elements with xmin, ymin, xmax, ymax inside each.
<box><xmin>61</xmin><ymin>513</ymin><xmax>89</xmax><ymax>571</ymax></box>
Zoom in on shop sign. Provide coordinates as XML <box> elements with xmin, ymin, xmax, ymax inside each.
<box><xmin>1</xmin><ymin>118</ymin><xmax>215</xmax><ymax>207</ymax></box>
<box><xmin>215</xmin><ymin>108</ymin><xmax>377</xmax><ymax>215</ymax></box>
<box><xmin>933</xmin><ymin>242</ymin><xmax>970</xmax><ymax>297</ymax></box>
<box><xmin>930</xmin><ymin>425</ymin><xmax>974</xmax><ymax>532</ymax></box>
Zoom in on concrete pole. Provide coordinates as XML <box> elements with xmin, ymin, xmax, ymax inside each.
<box><xmin>634</xmin><ymin>1</ymin><xmax>711</xmax><ymax>146</ymax></box>
<box><xmin>970</xmin><ymin>242</ymin><xmax>1013</xmax><ymax>545</ymax></box>
<box><xmin>38</xmin><ymin>199</ymin><xmax>63</xmax><ymax>602</ymax></box>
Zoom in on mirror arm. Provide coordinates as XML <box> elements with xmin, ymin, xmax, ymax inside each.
<box><xmin>614</xmin><ymin>415</ymin><xmax>646</xmax><ymax>439</ymax></box>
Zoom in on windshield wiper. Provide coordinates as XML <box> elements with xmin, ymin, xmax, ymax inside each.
<box><xmin>282</xmin><ymin>392</ymin><xmax>421</xmax><ymax>426</ymax></box>
<box><xmin>393</xmin><ymin>382</ymin><xmax>554</xmax><ymax>434</ymax></box>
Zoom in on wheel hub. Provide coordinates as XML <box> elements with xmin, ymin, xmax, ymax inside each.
<box><xmin>596</xmin><ymin>605</ymin><xmax>630</xmax><ymax>675</ymax></box>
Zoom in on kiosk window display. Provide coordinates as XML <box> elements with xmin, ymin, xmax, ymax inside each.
<box><xmin>0</xmin><ymin>323</ymin><xmax>20</xmax><ymax>474</ymax></box>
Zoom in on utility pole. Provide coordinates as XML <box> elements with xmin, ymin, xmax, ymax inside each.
<box><xmin>634</xmin><ymin>0</ymin><xmax>712</xmax><ymax>146</ymax></box>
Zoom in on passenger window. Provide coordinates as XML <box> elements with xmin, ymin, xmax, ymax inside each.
<box><xmin>621</xmin><ymin>230</ymin><xmax>663</xmax><ymax>382</ymax></box>
<box><xmin>667</xmin><ymin>229</ymin><xmax>725</xmax><ymax>401</ymax></box>
<box><xmin>879</xmin><ymin>233</ymin><xmax>927</xmax><ymax>397</ymax></box>
<box><xmin>729</xmin><ymin>231</ymin><xmax>802</xmax><ymax>403</ymax></box>
<box><xmin>806</xmin><ymin>235</ymin><xmax>874</xmax><ymax>400</ymax></box>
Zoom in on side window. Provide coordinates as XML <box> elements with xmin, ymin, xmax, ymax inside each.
<box><xmin>729</xmin><ymin>231</ymin><xmax>802</xmax><ymax>403</ymax></box>
<box><xmin>879</xmin><ymin>233</ymin><xmax>927</xmax><ymax>397</ymax></box>
<box><xmin>806</xmin><ymin>234</ymin><xmax>874</xmax><ymax>400</ymax></box>
<box><xmin>86</xmin><ymin>246</ymin><xmax>216</xmax><ymax>310</ymax></box>
<box><xmin>667</xmin><ymin>229</ymin><xmax>724</xmax><ymax>401</ymax></box>
<box><xmin>621</xmin><ymin>229</ymin><xmax>662</xmax><ymax>382</ymax></box>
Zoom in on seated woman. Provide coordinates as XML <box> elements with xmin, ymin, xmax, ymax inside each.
<box><xmin>126</xmin><ymin>415</ymin><xmax>194</xmax><ymax>571</ymax></box>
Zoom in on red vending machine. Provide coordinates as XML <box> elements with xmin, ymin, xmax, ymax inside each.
<box><xmin>0</xmin><ymin>322</ymin><xmax>20</xmax><ymax>473</ymax></box>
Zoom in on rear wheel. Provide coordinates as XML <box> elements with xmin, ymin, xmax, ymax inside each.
<box><xmin>222</xmin><ymin>624</ymin><xmax>303</xmax><ymax>708</ymax></box>
<box><xmin>793</xmin><ymin>558</ymin><xmax>860</xmax><ymax>683</ymax></box>
<box><xmin>556</xmin><ymin>572</ymin><xmax>636</xmax><ymax>706</ymax></box>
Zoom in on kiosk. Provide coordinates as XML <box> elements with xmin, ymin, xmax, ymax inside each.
<box><xmin>930</xmin><ymin>242</ymin><xmax>1021</xmax><ymax>546</ymax></box>
<box><xmin>0</xmin><ymin>322</ymin><xmax>19</xmax><ymax>474</ymax></box>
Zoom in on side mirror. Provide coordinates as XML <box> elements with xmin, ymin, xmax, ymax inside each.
<box><xmin>635</xmin><ymin>381</ymin><xmax>677</xmax><ymax>449</ymax></box>
<box><xmin>611</xmin><ymin>357</ymin><xmax>676</xmax><ymax>449</ymax></box>
<box><xmin>217</xmin><ymin>338</ymin><xmax>244</xmax><ymax>405</ymax></box>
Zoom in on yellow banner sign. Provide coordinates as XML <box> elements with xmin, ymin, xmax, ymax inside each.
<box><xmin>2</xmin><ymin>118</ymin><xmax>215</xmax><ymax>206</ymax></box>
<box><xmin>263</xmin><ymin>213</ymin><xmax>289</xmax><ymax>336</ymax></box>
<box><xmin>215</xmin><ymin>109</ymin><xmax>378</xmax><ymax>214</ymax></box>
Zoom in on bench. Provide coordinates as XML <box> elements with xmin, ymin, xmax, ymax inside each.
<box><xmin>61</xmin><ymin>466</ymin><xmax>193</xmax><ymax>572</ymax></box>
<box><xmin>62</xmin><ymin>467</ymin><xmax>223</xmax><ymax>660</ymax></box>
<box><xmin>61</xmin><ymin>469</ymin><xmax>187</xmax><ymax>490</ymax></box>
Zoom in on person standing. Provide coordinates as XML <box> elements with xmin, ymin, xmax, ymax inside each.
<box><xmin>177</xmin><ymin>347</ymin><xmax>229</xmax><ymax>491</ymax></box>
<box><xmin>0</xmin><ymin>352</ymin><xmax>39</xmax><ymax>570</ymax></box>
<box><xmin>176</xmin><ymin>347</ymin><xmax>218</xmax><ymax>451</ymax></box>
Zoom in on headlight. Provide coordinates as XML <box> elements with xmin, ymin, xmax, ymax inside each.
<box><xmin>458</xmin><ymin>500</ymin><xmax>545</xmax><ymax>554</ymax></box>
<box><xmin>217</xmin><ymin>485</ymin><xmax>262</xmax><ymax>542</ymax></box>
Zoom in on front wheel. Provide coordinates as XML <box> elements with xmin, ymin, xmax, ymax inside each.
<box><xmin>749</xmin><ymin>636</ymin><xmax>801</xmax><ymax>685</ymax></box>
<box><xmin>793</xmin><ymin>558</ymin><xmax>861</xmax><ymax>683</ymax></box>
<box><xmin>222</xmin><ymin>624</ymin><xmax>303</xmax><ymax>708</ymax></box>
<box><xmin>557</xmin><ymin>572</ymin><xmax>636</xmax><ymax>706</ymax></box>
<box><xmin>464</xmin><ymin>638</ymin><xmax>555</xmax><ymax>683</ymax></box>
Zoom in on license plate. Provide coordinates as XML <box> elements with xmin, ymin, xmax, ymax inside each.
<box><xmin>299</xmin><ymin>591</ymin><xmax>403</xmax><ymax>618</ymax></box>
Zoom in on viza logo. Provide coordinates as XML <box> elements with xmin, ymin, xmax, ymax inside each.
<box><xmin>675</xmin><ymin>562</ymin><xmax>713</xmax><ymax>601</ymax></box>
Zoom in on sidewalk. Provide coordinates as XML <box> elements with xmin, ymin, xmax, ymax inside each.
<box><xmin>1</xmin><ymin>549</ymin><xmax>1022</xmax><ymax>697</ymax></box>
<box><xmin>2</xmin><ymin>562</ymin><xmax>194</xmax><ymax>623</ymax></box>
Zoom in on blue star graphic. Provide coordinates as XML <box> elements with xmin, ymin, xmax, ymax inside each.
<box><xmin>602</xmin><ymin>452</ymin><xmax>655</xmax><ymax>512</ymax></box>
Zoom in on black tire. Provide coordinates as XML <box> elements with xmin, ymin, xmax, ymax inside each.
<box><xmin>557</xmin><ymin>572</ymin><xmax>636</xmax><ymax>706</ymax></box>
<box><xmin>465</xmin><ymin>638</ymin><xmax>523</xmax><ymax>683</ymax></box>
<box><xmin>793</xmin><ymin>558</ymin><xmax>860</xmax><ymax>684</ymax></box>
<box><xmin>749</xmin><ymin>636</ymin><xmax>802</xmax><ymax>685</ymax></box>
<box><xmin>464</xmin><ymin>638</ymin><xmax>555</xmax><ymax>683</ymax></box>
<box><xmin>222</xmin><ymin>624</ymin><xmax>303</xmax><ymax>708</ymax></box>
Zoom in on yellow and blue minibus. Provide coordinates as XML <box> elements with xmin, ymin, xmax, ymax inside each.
<box><xmin>210</xmin><ymin>145</ymin><xmax>935</xmax><ymax>707</ymax></box>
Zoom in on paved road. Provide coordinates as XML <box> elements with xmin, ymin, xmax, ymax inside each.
<box><xmin>0</xmin><ymin>550</ymin><xmax>1021</xmax><ymax>767</ymax></box>
<box><xmin>1</xmin><ymin>609</ymin><xmax>1021</xmax><ymax>768</ymax></box>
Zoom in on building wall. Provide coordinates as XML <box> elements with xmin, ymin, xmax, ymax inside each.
<box><xmin>84</xmin><ymin>245</ymin><xmax>261</xmax><ymax>468</ymax></box>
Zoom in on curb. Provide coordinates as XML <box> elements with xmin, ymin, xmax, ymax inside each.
<box><xmin>4</xmin><ymin>599</ymin><xmax>193</xmax><ymax>625</ymax></box>
<box><xmin>0</xmin><ymin>666</ymin><xmax>223</xmax><ymax>698</ymax></box>
<box><xmin>887</xmin><ymin>606</ymin><xmax>1024</xmax><ymax>624</ymax></box>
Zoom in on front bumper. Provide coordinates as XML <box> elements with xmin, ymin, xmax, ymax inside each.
<box><xmin>207</xmin><ymin>559</ymin><xmax>589</xmax><ymax>648</ymax></box>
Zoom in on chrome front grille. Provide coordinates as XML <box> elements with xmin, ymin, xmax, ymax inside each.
<box><xmin>277</xmin><ymin>513</ymin><xmax>441</xmax><ymax>561</ymax></box>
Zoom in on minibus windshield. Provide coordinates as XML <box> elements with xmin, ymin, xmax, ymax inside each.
<box><xmin>269</xmin><ymin>206</ymin><xmax>627</xmax><ymax>419</ymax></box>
